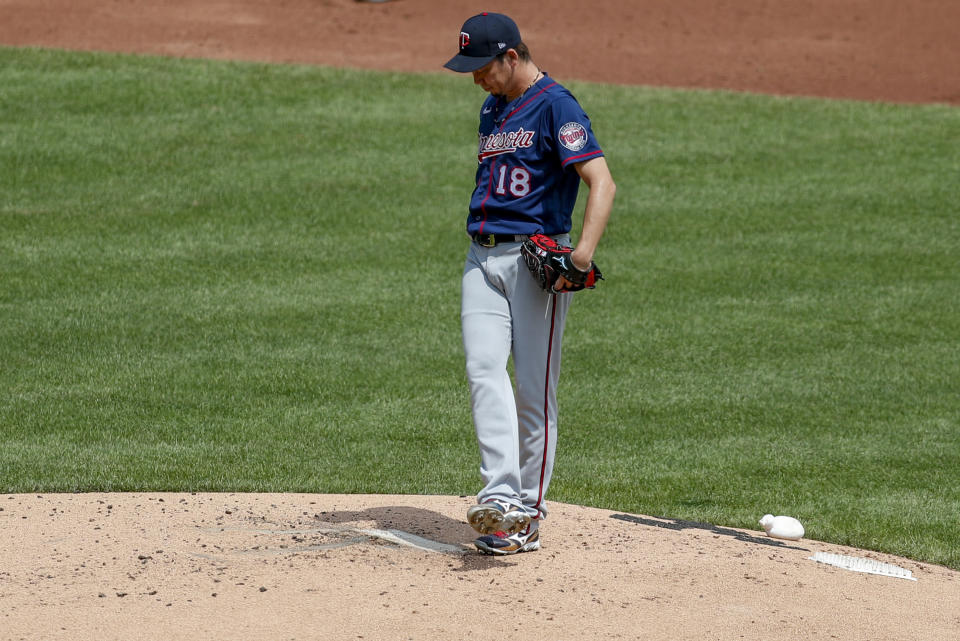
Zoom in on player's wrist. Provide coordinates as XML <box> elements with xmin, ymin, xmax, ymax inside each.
<box><xmin>571</xmin><ymin>250</ymin><xmax>593</xmax><ymax>272</ymax></box>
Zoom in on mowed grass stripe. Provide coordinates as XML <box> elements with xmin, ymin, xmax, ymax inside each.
<box><xmin>1</xmin><ymin>47</ymin><xmax>958</xmax><ymax>568</ymax></box>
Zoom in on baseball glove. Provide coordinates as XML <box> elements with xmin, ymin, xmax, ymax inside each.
<box><xmin>521</xmin><ymin>233</ymin><xmax>603</xmax><ymax>293</ymax></box>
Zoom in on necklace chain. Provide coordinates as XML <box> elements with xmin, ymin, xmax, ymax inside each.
<box><xmin>507</xmin><ymin>70</ymin><xmax>542</xmax><ymax>103</ymax></box>
<box><xmin>520</xmin><ymin>71</ymin><xmax>542</xmax><ymax>99</ymax></box>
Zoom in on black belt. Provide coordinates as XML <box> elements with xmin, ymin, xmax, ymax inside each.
<box><xmin>472</xmin><ymin>233</ymin><xmax>529</xmax><ymax>247</ymax></box>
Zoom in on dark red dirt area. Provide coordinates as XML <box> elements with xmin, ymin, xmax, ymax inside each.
<box><xmin>1</xmin><ymin>0</ymin><xmax>958</xmax><ymax>105</ymax></box>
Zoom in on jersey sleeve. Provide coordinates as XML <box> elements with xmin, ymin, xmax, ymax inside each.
<box><xmin>544</xmin><ymin>95</ymin><xmax>604</xmax><ymax>169</ymax></box>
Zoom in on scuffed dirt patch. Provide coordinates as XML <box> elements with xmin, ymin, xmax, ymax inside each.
<box><xmin>2</xmin><ymin>493</ymin><xmax>958</xmax><ymax>640</ymax></box>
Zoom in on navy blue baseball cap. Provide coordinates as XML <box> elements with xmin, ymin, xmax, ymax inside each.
<box><xmin>443</xmin><ymin>12</ymin><xmax>522</xmax><ymax>73</ymax></box>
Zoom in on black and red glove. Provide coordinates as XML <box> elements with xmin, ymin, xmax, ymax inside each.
<box><xmin>520</xmin><ymin>233</ymin><xmax>603</xmax><ymax>293</ymax></box>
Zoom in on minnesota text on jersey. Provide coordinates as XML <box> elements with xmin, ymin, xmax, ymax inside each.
<box><xmin>478</xmin><ymin>127</ymin><xmax>536</xmax><ymax>160</ymax></box>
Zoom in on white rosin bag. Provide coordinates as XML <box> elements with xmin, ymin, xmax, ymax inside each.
<box><xmin>759</xmin><ymin>514</ymin><xmax>804</xmax><ymax>540</ymax></box>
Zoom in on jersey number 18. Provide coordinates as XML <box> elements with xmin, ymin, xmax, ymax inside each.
<box><xmin>494</xmin><ymin>165</ymin><xmax>532</xmax><ymax>198</ymax></box>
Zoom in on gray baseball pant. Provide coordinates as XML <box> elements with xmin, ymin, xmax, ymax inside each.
<box><xmin>461</xmin><ymin>237</ymin><xmax>572</xmax><ymax>520</ymax></box>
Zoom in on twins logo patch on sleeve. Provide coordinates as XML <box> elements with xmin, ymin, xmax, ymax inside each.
<box><xmin>558</xmin><ymin>122</ymin><xmax>588</xmax><ymax>151</ymax></box>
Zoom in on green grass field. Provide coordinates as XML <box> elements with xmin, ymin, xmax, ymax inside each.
<box><xmin>2</xmin><ymin>47</ymin><xmax>958</xmax><ymax>569</ymax></box>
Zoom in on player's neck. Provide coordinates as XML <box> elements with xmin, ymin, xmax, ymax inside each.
<box><xmin>505</xmin><ymin>64</ymin><xmax>542</xmax><ymax>102</ymax></box>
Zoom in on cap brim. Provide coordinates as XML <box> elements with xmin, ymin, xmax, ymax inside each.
<box><xmin>443</xmin><ymin>53</ymin><xmax>497</xmax><ymax>73</ymax></box>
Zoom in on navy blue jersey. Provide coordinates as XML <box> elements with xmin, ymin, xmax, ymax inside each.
<box><xmin>467</xmin><ymin>73</ymin><xmax>604</xmax><ymax>237</ymax></box>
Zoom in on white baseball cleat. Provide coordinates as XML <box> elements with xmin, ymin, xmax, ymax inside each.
<box><xmin>474</xmin><ymin>522</ymin><xmax>541</xmax><ymax>555</ymax></box>
<box><xmin>467</xmin><ymin>499</ymin><xmax>531</xmax><ymax>535</ymax></box>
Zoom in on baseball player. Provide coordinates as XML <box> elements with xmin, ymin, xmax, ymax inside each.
<box><xmin>444</xmin><ymin>13</ymin><xmax>616</xmax><ymax>555</ymax></box>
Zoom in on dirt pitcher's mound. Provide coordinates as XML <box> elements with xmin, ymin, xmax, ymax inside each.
<box><xmin>2</xmin><ymin>493</ymin><xmax>957</xmax><ymax>640</ymax></box>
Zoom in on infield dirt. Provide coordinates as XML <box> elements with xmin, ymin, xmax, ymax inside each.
<box><xmin>3</xmin><ymin>493</ymin><xmax>959</xmax><ymax>640</ymax></box>
<box><xmin>1</xmin><ymin>0</ymin><xmax>959</xmax><ymax>104</ymax></box>
<box><xmin>1</xmin><ymin>1</ymin><xmax>958</xmax><ymax>639</ymax></box>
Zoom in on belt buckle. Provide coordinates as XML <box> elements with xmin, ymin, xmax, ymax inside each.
<box><xmin>477</xmin><ymin>233</ymin><xmax>496</xmax><ymax>247</ymax></box>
